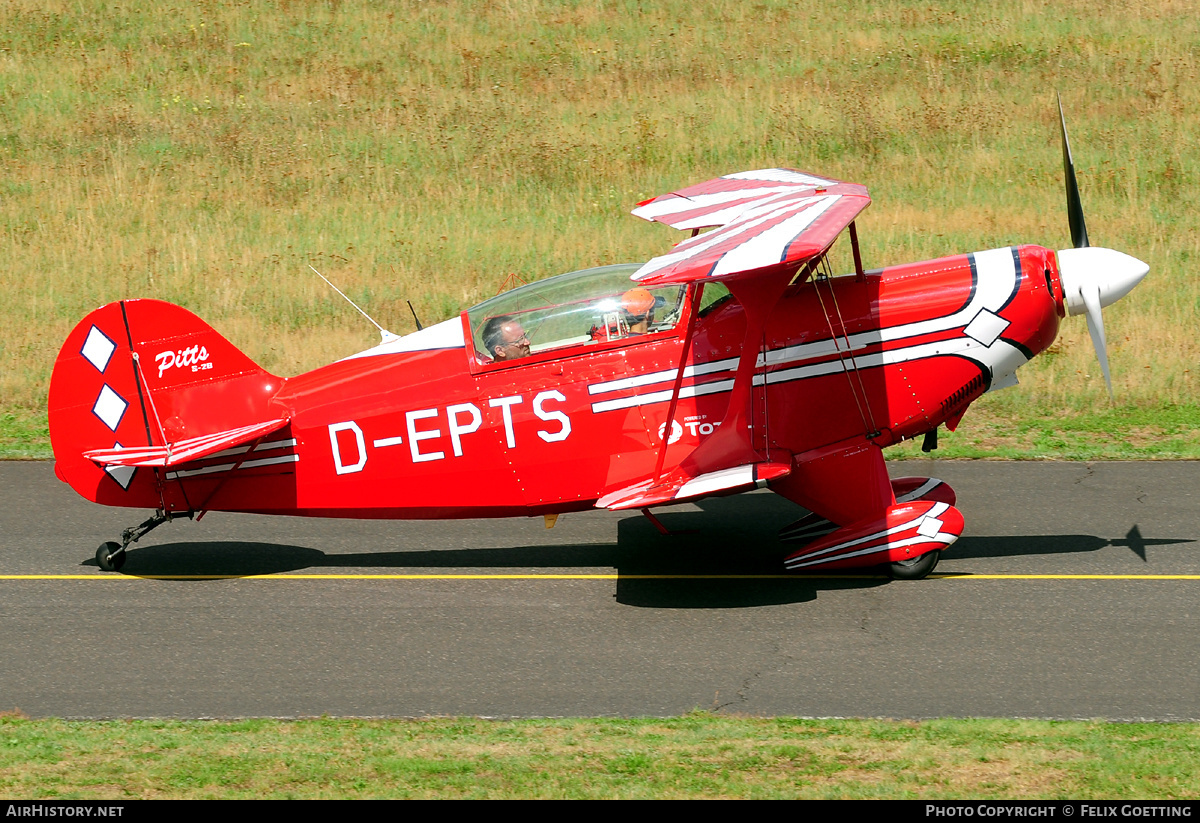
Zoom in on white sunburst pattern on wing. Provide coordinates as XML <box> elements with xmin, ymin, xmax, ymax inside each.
<box><xmin>633</xmin><ymin>193</ymin><xmax>841</xmax><ymax>282</ymax></box>
<box><xmin>631</xmin><ymin>168</ymin><xmax>841</xmax><ymax>231</ymax></box>
<box><xmin>632</xmin><ymin>185</ymin><xmax>806</xmax><ymax>230</ymax></box>
<box><xmin>721</xmin><ymin>169</ymin><xmax>839</xmax><ymax>186</ymax></box>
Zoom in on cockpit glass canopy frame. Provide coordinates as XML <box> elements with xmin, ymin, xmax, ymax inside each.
<box><xmin>466</xmin><ymin>264</ymin><xmax>688</xmax><ymax>366</ymax></box>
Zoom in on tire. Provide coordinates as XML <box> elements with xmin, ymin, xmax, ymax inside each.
<box><xmin>890</xmin><ymin>549</ymin><xmax>939</xmax><ymax>580</ymax></box>
<box><xmin>96</xmin><ymin>542</ymin><xmax>126</xmax><ymax>572</ymax></box>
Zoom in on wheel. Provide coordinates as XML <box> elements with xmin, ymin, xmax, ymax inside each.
<box><xmin>96</xmin><ymin>542</ymin><xmax>126</xmax><ymax>572</ymax></box>
<box><xmin>889</xmin><ymin>549</ymin><xmax>940</xmax><ymax>580</ymax></box>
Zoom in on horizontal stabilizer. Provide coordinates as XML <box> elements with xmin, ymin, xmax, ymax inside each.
<box><xmin>83</xmin><ymin>418</ymin><xmax>290</xmax><ymax>468</ymax></box>
<box><xmin>596</xmin><ymin>462</ymin><xmax>791</xmax><ymax>511</ymax></box>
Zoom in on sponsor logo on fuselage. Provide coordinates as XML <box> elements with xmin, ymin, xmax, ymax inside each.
<box><xmin>657</xmin><ymin>416</ymin><xmax>722</xmax><ymax>443</ymax></box>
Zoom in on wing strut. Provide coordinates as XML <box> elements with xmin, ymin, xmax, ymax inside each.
<box><xmin>812</xmin><ymin>259</ymin><xmax>879</xmax><ymax>439</ymax></box>
<box><xmin>194</xmin><ymin>431</ymin><xmax>274</xmax><ymax>520</ymax></box>
<box><xmin>653</xmin><ymin>282</ymin><xmax>704</xmax><ymax>483</ymax></box>
<box><xmin>132</xmin><ymin>353</ymin><xmax>169</xmax><ymax>450</ymax></box>
<box><xmin>849</xmin><ymin>221</ymin><xmax>866</xmax><ymax>281</ymax></box>
<box><xmin>120</xmin><ymin>303</ymin><xmax>179</xmax><ymax>512</ymax></box>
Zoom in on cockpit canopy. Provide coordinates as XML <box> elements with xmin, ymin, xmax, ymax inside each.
<box><xmin>466</xmin><ymin>264</ymin><xmax>687</xmax><ymax>361</ymax></box>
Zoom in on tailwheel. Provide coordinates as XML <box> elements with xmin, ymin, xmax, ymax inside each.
<box><xmin>95</xmin><ymin>541</ymin><xmax>126</xmax><ymax>572</ymax></box>
<box><xmin>91</xmin><ymin>510</ymin><xmax>188</xmax><ymax>572</ymax></box>
<box><xmin>890</xmin><ymin>549</ymin><xmax>940</xmax><ymax>580</ymax></box>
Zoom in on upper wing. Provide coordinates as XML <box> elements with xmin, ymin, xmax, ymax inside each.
<box><xmin>630</xmin><ymin>168</ymin><xmax>870</xmax><ymax>286</ymax></box>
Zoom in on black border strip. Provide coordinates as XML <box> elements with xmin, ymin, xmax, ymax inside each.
<box><xmin>119</xmin><ymin>300</ymin><xmax>155</xmax><ymax>448</ymax></box>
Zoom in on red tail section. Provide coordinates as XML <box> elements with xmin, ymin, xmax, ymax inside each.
<box><xmin>49</xmin><ymin>300</ymin><xmax>285</xmax><ymax>508</ymax></box>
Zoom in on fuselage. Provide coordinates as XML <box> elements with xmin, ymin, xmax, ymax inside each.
<box><xmin>51</xmin><ymin>245</ymin><xmax>1064</xmax><ymax>519</ymax></box>
<box><xmin>209</xmin><ymin>244</ymin><xmax>1063</xmax><ymax>518</ymax></box>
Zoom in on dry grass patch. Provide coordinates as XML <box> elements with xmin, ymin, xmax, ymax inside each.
<box><xmin>1</xmin><ymin>0</ymin><xmax>1196</xmax><ymax>454</ymax></box>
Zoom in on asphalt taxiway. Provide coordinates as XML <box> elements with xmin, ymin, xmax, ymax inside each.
<box><xmin>1</xmin><ymin>460</ymin><xmax>1197</xmax><ymax>719</ymax></box>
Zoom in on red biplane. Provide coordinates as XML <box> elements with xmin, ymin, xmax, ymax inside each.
<box><xmin>50</xmin><ymin>106</ymin><xmax>1148</xmax><ymax>576</ymax></box>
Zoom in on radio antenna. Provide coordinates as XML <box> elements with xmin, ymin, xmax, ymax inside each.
<box><xmin>309</xmin><ymin>265</ymin><xmax>398</xmax><ymax>344</ymax></box>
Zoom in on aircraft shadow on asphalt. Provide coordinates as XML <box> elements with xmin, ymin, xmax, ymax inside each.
<box><xmin>82</xmin><ymin>495</ymin><xmax>1193</xmax><ymax>608</ymax></box>
<box><xmin>950</xmin><ymin>524</ymin><xmax>1192</xmax><ymax>562</ymax></box>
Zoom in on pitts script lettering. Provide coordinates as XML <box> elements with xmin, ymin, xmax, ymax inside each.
<box><xmin>155</xmin><ymin>344</ymin><xmax>210</xmax><ymax>378</ymax></box>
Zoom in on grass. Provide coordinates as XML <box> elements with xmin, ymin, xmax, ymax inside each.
<box><xmin>3</xmin><ymin>713</ymin><xmax>1200</xmax><ymax>799</ymax></box>
<box><xmin>887</xmin><ymin>402</ymin><xmax>1200</xmax><ymax>460</ymax></box>
<box><xmin>0</xmin><ymin>0</ymin><xmax>1197</xmax><ymax>457</ymax></box>
<box><xmin>2</xmin><ymin>8</ymin><xmax>1195</xmax><ymax>794</ymax></box>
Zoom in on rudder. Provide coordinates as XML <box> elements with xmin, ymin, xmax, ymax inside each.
<box><xmin>49</xmin><ymin>299</ymin><xmax>285</xmax><ymax>508</ymax></box>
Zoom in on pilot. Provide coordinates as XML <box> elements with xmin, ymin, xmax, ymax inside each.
<box><xmin>481</xmin><ymin>315</ymin><xmax>531</xmax><ymax>362</ymax></box>
<box><xmin>621</xmin><ymin>287</ymin><xmax>657</xmax><ymax>335</ymax></box>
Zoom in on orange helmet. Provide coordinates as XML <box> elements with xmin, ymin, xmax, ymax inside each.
<box><xmin>621</xmin><ymin>288</ymin><xmax>656</xmax><ymax>317</ymax></box>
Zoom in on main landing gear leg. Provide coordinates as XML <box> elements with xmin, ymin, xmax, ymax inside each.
<box><xmin>640</xmin><ymin>509</ymin><xmax>698</xmax><ymax>536</ymax></box>
<box><xmin>95</xmin><ymin>510</ymin><xmax>190</xmax><ymax>572</ymax></box>
<box><xmin>642</xmin><ymin>509</ymin><xmax>672</xmax><ymax>535</ymax></box>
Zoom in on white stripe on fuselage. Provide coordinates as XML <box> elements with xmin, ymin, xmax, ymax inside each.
<box><xmin>754</xmin><ymin>247</ymin><xmax>1026</xmax><ymax>387</ymax></box>
<box><xmin>587</xmin><ymin>358</ymin><xmax>739</xmax><ymax>396</ymax></box>
<box><xmin>584</xmin><ymin>248</ymin><xmax>1027</xmax><ymax>413</ymax></box>
<box><xmin>166</xmin><ymin>453</ymin><xmax>299</xmax><ymax>479</ymax></box>
<box><xmin>590</xmin><ymin>379</ymin><xmax>735</xmax><ymax>414</ymax></box>
<box><xmin>753</xmin><ymin>336</ymin><xmax>1028</xmax><ymax>388</ymax></box>
<box><xmin>759</xmin><ymin>247</ymin><xmax>1020</xmax><ymax>369</ymax></box>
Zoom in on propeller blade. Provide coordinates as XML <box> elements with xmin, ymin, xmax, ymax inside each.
<box><xmin>1057</xmin><ymin>247</ymin><xmax>1148</xmax><ymax>399</ymax></box>
<box><xmin>1055</xmin><ymin>97</ymin><xmax>1148</xmax><ymax>398</ymax></box>
<box><xmin>1080</xmin><ymin>281</ymin><xmax>1113</xmax><ymax>397</ymax></box>
<box><xmin>1058</xmin><ymin>93</ymin><xmax>1089</xmax><ymax>249</ymax></box>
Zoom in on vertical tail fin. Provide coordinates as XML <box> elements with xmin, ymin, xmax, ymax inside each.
<box><xmin>49</xmin><ymin>299</ymin><xmax>285</xmax><ymax>507</ymax></box>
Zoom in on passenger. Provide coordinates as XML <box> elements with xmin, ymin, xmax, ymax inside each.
<box><xmin>621</xmin><ymin>288</ymin><xmax>657</xmax><ymax>335</ymax></box>
<box><xmin>481</xmin><ymin>315</ymin><xmax>531</xmax><ymax>362</ymax></box>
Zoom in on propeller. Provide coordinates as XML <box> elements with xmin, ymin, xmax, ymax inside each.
<box><xmin>1054</xmin><ymin>94</ymin><xmax>1149</xmax><ymax>397</ymax></box>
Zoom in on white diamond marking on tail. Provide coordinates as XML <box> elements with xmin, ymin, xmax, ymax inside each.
<box><xmin>93</xmin><ymin>385</ymin><xmax>128</xmax><ymax>432</ymax></box>
<box><xmin>104</xmin><ymin>443</ymin><xmax>136</xmax><ymax>490</ymax></box>
<box><xmin>81</xmin><ymin>326</ymin><xmax>117</xmax><ymax>374</ymax></box>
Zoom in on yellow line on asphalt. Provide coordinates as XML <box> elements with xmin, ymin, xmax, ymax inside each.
<box><xmin>934</xmin><ymin>573</ymin><xmax>1200</xmax><ymax>580</ymax></box>
<box><xmin>3</xmin><ymin>573</ymin><xmax>1200</xmax><ymax>581</ymax></box>
<box><xmin>0</xmin><ymin>573</ymin><xmax>851</xmax><ymax>580</ymax></box>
